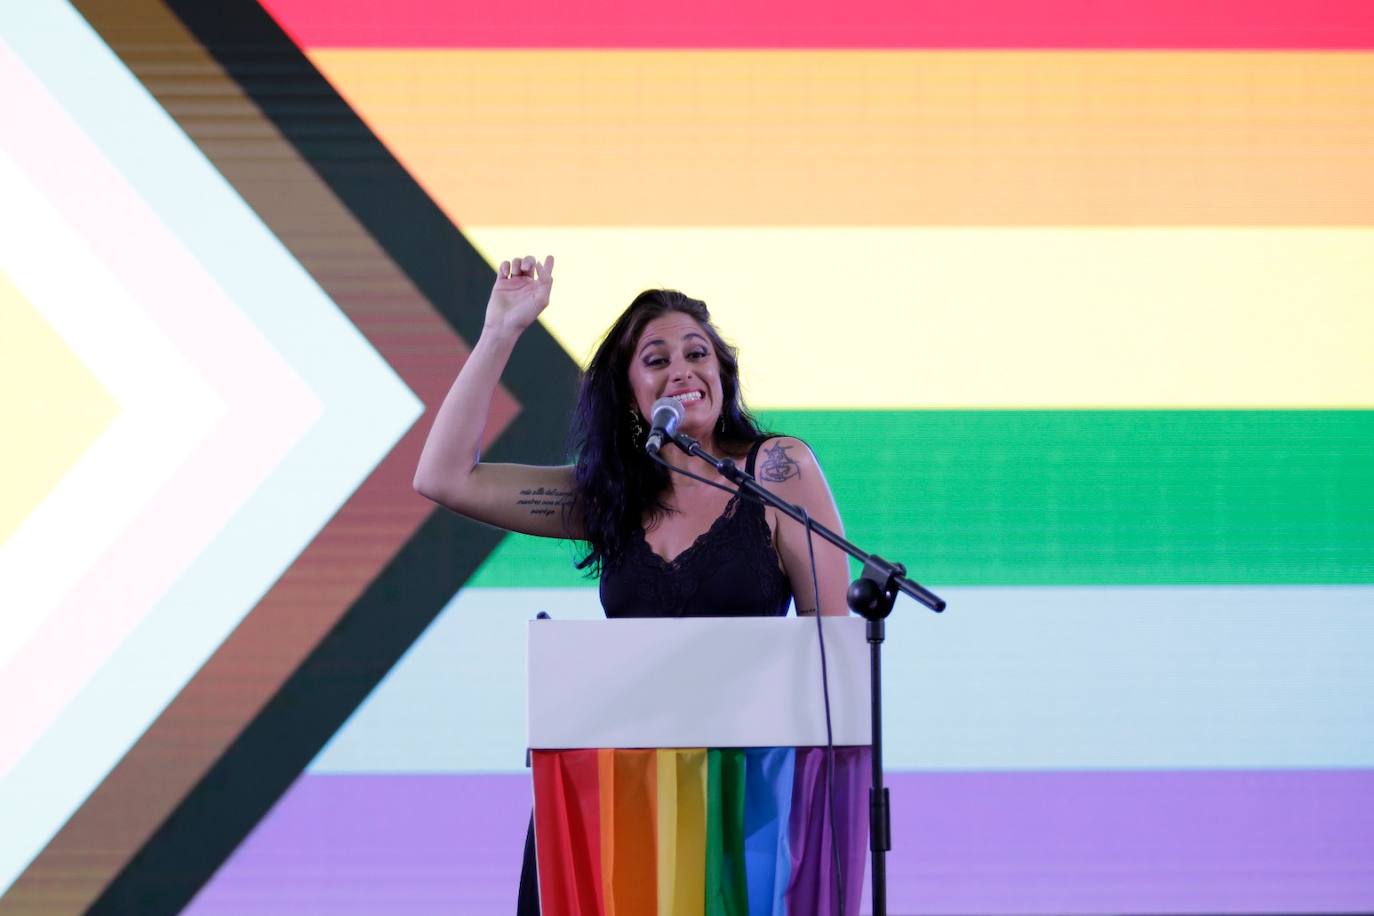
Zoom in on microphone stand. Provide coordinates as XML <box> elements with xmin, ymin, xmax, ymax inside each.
<box><xmin>664</xmin><ymin>433</ymin><xmax>945</xmax><ymax>916</ymax></box>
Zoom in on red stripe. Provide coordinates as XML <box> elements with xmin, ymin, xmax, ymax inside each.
<box><xmin>532</xmin><ymin>751</ymin><xmax>603</xmax><ymax>915</ymax></box>
<box><xmin>260</xmin><ymin>0</ymin><xmax>1374</xmax><ymax>49</ymax></box>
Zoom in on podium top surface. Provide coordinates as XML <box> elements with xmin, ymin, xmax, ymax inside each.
<box><xmin>527</xmin><ymin>617</ymin><xmax>871</xmax><ymax>749</ymax></box>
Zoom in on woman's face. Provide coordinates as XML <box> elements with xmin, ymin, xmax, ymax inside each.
<box><xmin>628</xmin><ymin>312</ymin><xmax>725</xmax><ymax>441</ymax></box>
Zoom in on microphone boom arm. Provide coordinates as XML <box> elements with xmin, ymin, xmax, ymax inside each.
<box><xmin>662</xmin><ymin>430</ymin><xmax>944</xmax><ymax>916</ymax></box>
<box><xmin>670</xmin><ymin>434</ymin><xmax>945</xmax><ymax>614</ymax></box>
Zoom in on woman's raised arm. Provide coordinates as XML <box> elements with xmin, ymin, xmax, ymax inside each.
<box><xmin>412</xmin><ymin>255</ymin><xmax>581</xmax><ymax>539</ymax></box>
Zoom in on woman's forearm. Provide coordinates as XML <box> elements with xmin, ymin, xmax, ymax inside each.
<box><xmin>412</xmin><ymin>325</ymin><xmax>520</xmax><ymax>498</ymax></box>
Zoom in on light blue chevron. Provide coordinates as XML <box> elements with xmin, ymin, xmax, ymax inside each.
<box><xmin>0</xmin><ymin>1</ymin><xmax>422</xmax><ymax>897</ymax></box>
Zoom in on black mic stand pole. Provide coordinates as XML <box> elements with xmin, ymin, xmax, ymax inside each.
<box><xmin>667</xmin><ymin>433</ymin><xmax>945</xmax><ymax>916</ymax></box>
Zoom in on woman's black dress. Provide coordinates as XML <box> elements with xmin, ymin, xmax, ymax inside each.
<box><xmin>516</xmin><ymin>436</ymin><xmax>792</xmax><ymax>913</ymax></box>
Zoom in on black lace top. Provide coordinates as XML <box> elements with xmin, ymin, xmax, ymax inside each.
<box><xmin>599</xmin><ymin>437</ymin><xmax>793</xmax><ymax>618</ymax></box>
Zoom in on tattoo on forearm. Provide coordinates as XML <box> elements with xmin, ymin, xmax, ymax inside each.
<box><xmin>759</xmin><ymin>443</ymin><xmax>801</xmax><ymax>483</ymax></box>
<box><xmin>517</xmin><ymin>487</ymin><xmax>574</xmax><ymax>517</ymax></box>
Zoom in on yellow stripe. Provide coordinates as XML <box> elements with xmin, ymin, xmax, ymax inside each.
<box><xmin>466</xmin><ymin>226</ymin><xmax>1374</xmax><ymax>409</ymax></box>
<box><xmin>655</xmin><ymin>749</ymin><xmax>708</xmax><ymax>916</ymax></box>
<box><xmin>308</xmin><ymin>49</ymin><xmax>1374</xmax><ymax>226</ymax></box>
<box><xmin>0</xmin><ymin>271</ymin><xmax>119</xmax><ymax>543</ymax></box>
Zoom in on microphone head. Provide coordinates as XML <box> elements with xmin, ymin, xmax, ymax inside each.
<box><xmin>650</xmin><ymin>396</ymin><xmax>685</xmax><ymax>432</ymax></box>
<box><xmin>644</xmin><ymin>397</ymin><xmax>686</xmax><ymax>456</ymax></box>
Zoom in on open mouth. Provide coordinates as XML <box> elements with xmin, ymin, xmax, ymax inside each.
<box><xmin>669</xmin><ymin>390</ymin><xmax>704</xmax><ymax>403</ymax></box>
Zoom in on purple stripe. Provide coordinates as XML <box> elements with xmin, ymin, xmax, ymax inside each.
<box><xmin>786</xmin><ymin>747</ymin><xmax>872</xmax><ymax>916</ymax></box>
<box><xmin>881</xmin><ymin>769</ymin><xmax>1374</xmax><ymax>914</ymax></box>
<box><xmin>186</xmin><ymin>769</ymin><xmax>1374</xmax><ymax>915</ymax></box>
<box><xmin>184</xmin><ymin>773</ymin><xmax>533</xmax><ymax>916</ymax></box>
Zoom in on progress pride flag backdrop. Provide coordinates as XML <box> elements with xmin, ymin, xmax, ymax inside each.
<box><xmin>205</xmin><ymin>1</ymin><xmax>1373</xmax><ymax>912</ymax></box>
<box><xmin>2</xmin><ymin>1</ymin><xmax>1371</xmax><ymax>914</ymax></box>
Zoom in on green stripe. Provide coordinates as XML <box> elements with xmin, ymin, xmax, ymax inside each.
<box><xmin>465</xmin><ymin>410</ymin><xmax>1374</xmax><ymax>587</ymax></box>
<box><xmin>705</xmin><ymin>749</ymin><xmax>749</xmax><ymax>916</ymax></box>
<box><xmin>465</xmin><ymin>534</ymin><xmax>591</xmax><ymax>588</ymax></box>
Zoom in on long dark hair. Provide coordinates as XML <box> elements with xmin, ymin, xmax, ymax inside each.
<box><xmin>570</xmin><ymin>289</ymin><xmax>768</xmax><ymax>574</ymax></box>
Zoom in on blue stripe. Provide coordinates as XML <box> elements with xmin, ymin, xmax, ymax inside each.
<box><xmin>743</xmin><ymin>747</ymin><xmax>795</xmax><ymax>916</ymax></box>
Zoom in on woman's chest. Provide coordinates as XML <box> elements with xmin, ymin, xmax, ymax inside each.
<box><xmin>642</xmin><ymin>498</ymin><xmax>734</xmax><ymax>563</ymax></box>
<box><xmin>641</xmin><ymin>497</ymin><xmax>779</xmax><ymax>565</ymax></box>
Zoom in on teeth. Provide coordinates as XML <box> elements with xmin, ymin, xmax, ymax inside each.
<box><xmin>672</xmin><ymin>391</ymin><xmax>703</xmax><ymax>402</ymax></box>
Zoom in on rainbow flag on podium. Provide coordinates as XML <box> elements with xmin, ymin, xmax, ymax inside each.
<box><xmin>533</xmin><ymin>746</ymin><xmax>870</xmax><ymax>916</ymax></box>
<box><xmin>528</xmin><ymin>619</ymin><xmax>874</xmax><ymax>916</ymax></box>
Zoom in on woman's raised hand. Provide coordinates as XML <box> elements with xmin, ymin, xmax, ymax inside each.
<box><xmin>485</xmin><ymin>254</ymin><xmax>555</xmax><ymax>337</ymax></box>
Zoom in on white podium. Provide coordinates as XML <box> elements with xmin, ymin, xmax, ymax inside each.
<box><xmin>526</xmin><ymin>617</ymin><xmax>872</xmax><ymax>916</ymax></box>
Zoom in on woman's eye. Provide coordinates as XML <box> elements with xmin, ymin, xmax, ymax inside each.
<box><xmin>644</xmin><ymin>351</ymin><xmax>705</xmax><ymax>367</ymax></box>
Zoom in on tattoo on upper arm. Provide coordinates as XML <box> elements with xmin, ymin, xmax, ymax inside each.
<box><xmin>759</xmin><ymin>443</ymin><xmax>801</xmax><ymax>483</ymax></box>
<box><xmin>517</xmin><ymin>487</ymin><xmax>574</xmax><ymax>517</ymax></box>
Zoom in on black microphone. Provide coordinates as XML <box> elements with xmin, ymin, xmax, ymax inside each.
<box><xmin>644</xmin><ymin>397</ymin><xmax>684</xmax><ymax>456</ymax></box>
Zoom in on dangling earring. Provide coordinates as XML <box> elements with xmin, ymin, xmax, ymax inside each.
<box><xmin>629</xmin><ymin>408</ymin><xmax>645</xmax><ymax>443</ymax></box>
<box><xmin>717</xmin><ymin>414</ymin><xmax>726</xmax><ymax>436</ymax></box>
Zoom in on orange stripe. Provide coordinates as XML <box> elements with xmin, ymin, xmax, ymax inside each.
<box><xmin>309</xmin><ymin>49</ymin><xmax>1374</xmax><ymax>226</ymax></box>
<box><xmin>608</xmin><ymin>750</ymin><xmax>659</xmax><ymax>914</ymax></box>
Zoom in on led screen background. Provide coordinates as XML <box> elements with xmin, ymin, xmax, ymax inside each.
<box><xmin>1</xmin><ymin>1</ymin><xmax>1372</xmax><ymax>913</ymax></box>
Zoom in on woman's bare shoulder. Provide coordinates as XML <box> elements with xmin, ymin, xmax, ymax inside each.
<box><xmin>752</xmin><ymin>435</ymin><xmax>819</xmax><ymax>485</ymax></box>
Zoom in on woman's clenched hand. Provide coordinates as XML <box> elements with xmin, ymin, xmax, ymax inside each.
<box><xmin>485</xmin><ymin>254</ymin><xmax>554</xmax><ymax>337</ymax></box>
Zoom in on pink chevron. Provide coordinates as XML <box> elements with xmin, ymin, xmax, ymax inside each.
<box><xmin>0</xmin><ymin>42</ymin><xmax>320</xmax><ymax>778</ymax></box>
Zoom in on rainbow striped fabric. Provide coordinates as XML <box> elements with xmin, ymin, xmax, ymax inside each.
<box><xmin>532</xmin><ymin>747</ymin><xmax>871</xmax><ymax>916</ymax></box>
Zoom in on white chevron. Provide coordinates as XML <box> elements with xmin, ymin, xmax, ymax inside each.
<box><xmin>0</xmin><ymin>7</ymin><xmax>421</xmax><ymax>898</ymax></box>
<box><xmin>0</xmin><ymin>144</ymin><xmax>220</xmax><ymax>671</ymax></box>
<box><xmin>0</xmin><ymin>38</ymin><xmax>320</xmax><ymax>783</ymax></box>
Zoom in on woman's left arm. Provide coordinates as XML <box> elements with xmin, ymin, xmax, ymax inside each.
<box><xmin>757</xmin><ymin>437</ymin><xmax>851</xmax><ymax>617</ymax></box>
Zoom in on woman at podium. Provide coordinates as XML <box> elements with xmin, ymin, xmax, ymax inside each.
<box><xmin>412</xmin><ymin>254</ymin><xmax>850</xmax><ymax>911</ymax></box>
<box><xmin>413</xmin><ymin>253</ymin><xmax>849</xmax><ymax>618</ymax></box>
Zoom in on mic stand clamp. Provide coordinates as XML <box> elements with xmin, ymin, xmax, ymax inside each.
<box><xmin>668</xmin><ymin>433</ymin><xmax>943</xmax><ymax>916</ymax></box>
